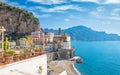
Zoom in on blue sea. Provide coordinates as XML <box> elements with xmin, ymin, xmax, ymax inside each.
<box><xmin>72</xmin><ymin>41</ymin><xmax>120</xmax><ymax>75</ymax></box>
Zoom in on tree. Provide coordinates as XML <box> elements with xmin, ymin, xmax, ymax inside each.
<box><xmin>26</xmin><ymin>36</ymin><xmax>31</xmax><ymax>45</ymax></box>
<box><xmin>4</xmin><ymin>37</ymin><xmax>9</xmax><ymax>52</ymax></box>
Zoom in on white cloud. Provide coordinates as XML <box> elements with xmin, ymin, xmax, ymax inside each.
<box><xmin>69</xmin><ymin>15</ymin><xmax>76</xmax><ymax>18</ymax></box>
<box><xmin>90</xmin><ymin>11</ymin><xmax>100</xmax><ymax>17</ymax></box>
<box><xmin>39</xmin><ymin>14</ymin><xmax>52</xmax><ymax>18</ymax></box>
<box><xmin>110</xmin><ymin>8</ymin><xmax>120</xmax><ymax>20</ymax></box>
<box><xmin>28</xmin><ymin>0</ymin><xmax>67</xmax><ymax>5</ymax></box>
<box><xmin>36</xmin><ymin>5</ymin><xmax>84</xmax><ymax>13</ymax></box>
<box><xmin>32</xmin><ymin>12</ymin><xmax>52</xmax><ymax>18</ymax></box>
<box><xmin>32</xmin><ymin>12</ymin><xmax>39</xmax><ymax>17</ymax></box>
<box><xmin>109</xmin><ymin>17</ymin><xmax>120</xmax><ymax>20</ymax></box>
<box><xmin>89</xmin><ymin>6</ymin><xmax>105</xmax><ymax>18</ymax></box>
<box><xmin>104</xmin><ymin>0</ymin><xmax>120</xmax><ymax>4</ymax></box>
<box><xmin>64</xmin><ymin>18</ymin><xmax>70</xmax><ymax>22</ymax></box>
<box><xmin>72</xmin><ymin>0</ymin><xmax>99</xmax><ymax>3</ymax></box>
<box><xmin>111</xmin><ymin>8</ymin><xmax>120</xmax><ymax>16</ymax></box>
<box><xmin>90</xmin><ymin>7</ymin><xmax>120</xmax><ymax>21</ymax></box>
<box><xmin>72</xmin><ymin>0</ymin><xmax>120</xmax><ymax>4</ymax></box>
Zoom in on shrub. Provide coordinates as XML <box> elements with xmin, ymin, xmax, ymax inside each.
<box><xmin>6</xmin><ymin>51</ymin><xmax>15</xmax><ymax>55</ymax></box>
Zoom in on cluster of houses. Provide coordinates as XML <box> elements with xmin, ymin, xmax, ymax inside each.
<box><xmin>0</xmin><ymin>26</ymin><xmax>74</xmax><ymax>64</ymax></box>
<box><xmin>31</xmin><ymin>28</ymin><xmax>74</xmax><ymax>59</ymax></box>
<box><xmin>0</xmin><ymin>27</ymin><xmax>44</xmax><ymax>64</ymax></box>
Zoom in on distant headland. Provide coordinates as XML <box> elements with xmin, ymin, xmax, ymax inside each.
<box><xmin>45</xmin><ymin>25</ymin><xmax>120</xmax><ymax>41</ymax></box>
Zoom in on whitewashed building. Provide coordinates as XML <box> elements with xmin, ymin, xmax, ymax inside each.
<box><xmin>31</xmin><ymin>30</ymin><xmax>48</xmax><ymax>49</ymax></box>
<box><xmin>19</xmin><ymin>38</ymin><xmax>26</xmax><ymax>49</ymax></box>
<box><xmin>54</xmin><ymin>33</ymin><xmax>71</xmax><ymax>50</ymax></box>
<box><xmin>53</xmin><ymin>28</ymin><xmax>74</xmax><ymax>59</ymax></box>
<box><xmin>45</xmin><ymin>32</ymin><xmax>54</xmax><ymax>43</ymax></box>
<box><xmin>61</xmin><ymin>34</ymin><xmax>71</xmax><ymax>50</ymax></box>
<box><xmin>31</xmin><ymin>30</ymin><xmax>45</xmax><ymax>45</ymax></box>
<box><xmin>9</xmin><ymin>42</ymin><xmax>16</xmax><ymax>49</ymax></box>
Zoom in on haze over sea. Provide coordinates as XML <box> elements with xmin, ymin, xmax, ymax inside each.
<box><xmin>72</xmin><ymin>41</ymin><xmax>120</xmax><ymax>75</ymax></box>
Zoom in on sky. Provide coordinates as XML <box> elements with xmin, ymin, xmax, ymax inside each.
<box><xmin>2</xmin><ymin>0</ymin><xmax>120</xmax><ymax>35</ymax></box>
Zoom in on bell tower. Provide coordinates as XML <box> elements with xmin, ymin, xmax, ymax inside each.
<box><xmin>58</xmin><ymin>28</ymin><xmax>62</xmax><ymax>35</ymax></box>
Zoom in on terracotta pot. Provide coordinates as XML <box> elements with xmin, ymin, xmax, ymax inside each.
<box><xmin>14</xmin><ymin>54</ymin><xmax>20</xmax><ymax>61</ymax></box>
<box><xmin>34</xmin><ymin>51</ymin><xmax>39</xmax><ymax>56</ymax></box>
<box><xmin>0</xmin><ymin>58</ymin><xmax>4</xmax><ymax>63</ymax></box>
<box><xmin>5</xmin><ymin>55</ymin><xmax>14</xmax><ymax>63</ymax></box>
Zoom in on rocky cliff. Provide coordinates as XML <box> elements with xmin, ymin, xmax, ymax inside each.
<box><xmin>0</xmin><ymin>2</ymin><xmax>40</xmax><ymax>40</ymax></box>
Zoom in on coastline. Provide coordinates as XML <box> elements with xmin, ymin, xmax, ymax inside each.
<box><xmin>48</xmin><ymin>60</ymin><xmax>80</xmax><ymax>75</ymax></box>
<box><xmin>47</xmin><ymin>53</ymin><xmax>82</xmax><ymax>75</ymax></box>
<box><xmin>72</xmin><ymin>63</ymin><xmax>81</xmax><ymax>75</ymax></box>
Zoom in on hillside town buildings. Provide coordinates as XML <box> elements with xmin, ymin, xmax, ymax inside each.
<box><xmin>30</xmin><ymin>28</ymin><xmax>74</xmax><ymax>59</ymax></box>
<box><xmin>53</xmin><ymin>28</ymin><xmax>74</xmax><ymax>59</ymax></box>
<box><xmin>0</xmin><ymin>26</ymin><xmax>74</xmax><ymax>65</ymax></box>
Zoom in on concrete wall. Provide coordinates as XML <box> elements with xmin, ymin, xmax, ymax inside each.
<box><xmin>0</xmin><ymin>54</ymin><xmax>47</xmax><ymax>75</ymax></box>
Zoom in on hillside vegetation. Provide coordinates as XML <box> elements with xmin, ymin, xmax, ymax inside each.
<box><xmin>0</xmin><ymin>2</ymin><xmax>40</xmax><ymax>40</ymax></box>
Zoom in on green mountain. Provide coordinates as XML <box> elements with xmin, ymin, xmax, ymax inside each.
<box><xmin>44</xmin><ymin>25</ymin><xmax>120</xmax><ymax>41</ymax></box>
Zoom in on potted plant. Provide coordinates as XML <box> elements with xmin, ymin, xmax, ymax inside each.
<box><xmin>20</xmin><ymin>51</ymin><xmax>27</xmax><ymax>60</ymax></box>
<box><xmin>34</xmin><ymin>49</ymin><xmax>40</xmax><ymax>56</ymax></box>
<box><xmin>5</xmin><ymin>51</ymin><xmax>15</xmax><ymax>56</ymax></box>
<box><xmin>23</xmin><ymin>49</ymin><xmax>32</xmax><ymax>58</ymax></box>
<box><xmin>21</xmin><ymin>53</ymin><xmax>27</xmax><ymax>59</ymax></box>
<box><xmin>0</xmin><ymin>57</ymin><xmax>4</xmax><ymax>64</ymax></box>
<box><xmin>39</xmin><ymin>48</ymin><xmax>43</xmax><ymax>55</ymax></box>
<box><xmin>20</xmin><ymin>50</ymin><xmax>24</xmax><ymax>60</ymax></box>
<box><xmin>4</xmin><ymin>51</ymin><xmax>15</xmax><ymax>63</ymax></box>
<box><xmin>13</xmin><ymin>54</ymin><xmax>20</xmax><ymax>61</ymax></box>
<box><xmin>22</xmin><ymin>55</ymin><xmax>27</xmax><ymax>59</ymax></box>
